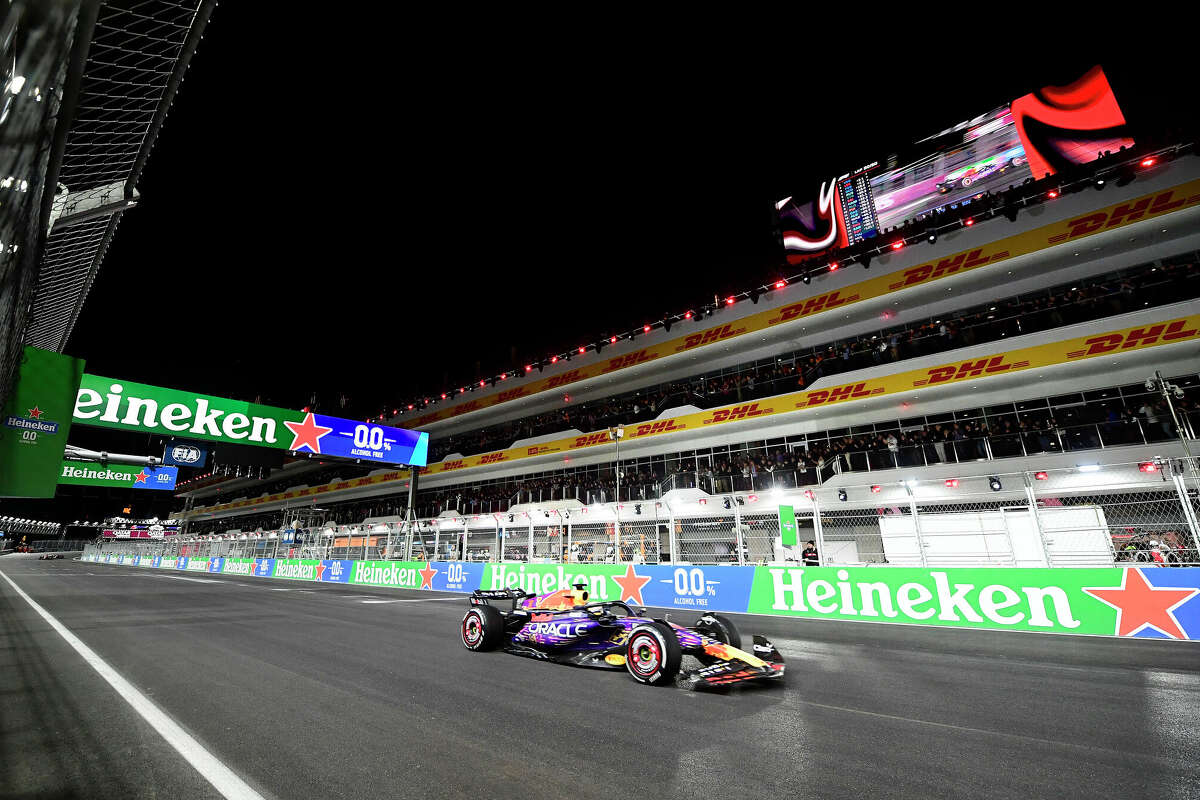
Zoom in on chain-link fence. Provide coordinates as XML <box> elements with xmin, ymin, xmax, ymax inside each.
<box><xmin>93</xmin><ymin>461</ymin><xmax>1200</xmax><ymax>567</ymax></box>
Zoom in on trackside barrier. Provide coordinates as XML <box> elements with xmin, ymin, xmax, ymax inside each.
<box><xmin>80</xmin><ymin>547</ymin><xmax>1200</xmax><ymax>641</ymax></box>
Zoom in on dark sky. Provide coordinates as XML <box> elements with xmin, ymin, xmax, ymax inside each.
<box><xmin>66</xmin><ymin>19</ymin><xmax>1197</xmax><ymax>419</ymax></box>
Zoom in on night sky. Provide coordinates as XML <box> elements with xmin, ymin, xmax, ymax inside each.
<box><xmin>65</xmin><ymin>22</ymin><xmax>1196</xmax><ymax>420</ymax></box>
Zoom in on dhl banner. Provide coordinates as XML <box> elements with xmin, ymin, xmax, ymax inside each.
<box><xmin>408</xmin><ymin>179</ymin><xmax>1200</xmax><ymax>429</ymax></box>
<box><xmin>188</xmin><ymin>314</ymin><xmax>1200</xmax><ymax>517</ymax></box>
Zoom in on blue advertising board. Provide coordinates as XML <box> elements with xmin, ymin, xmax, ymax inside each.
<box><xmin>309</xmin><ymin>414</ymin><xmax>429</xmax><ymax>467</ymax></box>
<box><xmin>163</xmin><ymin>441</ymin><xmax>209</xmax><ymax>468</ymax></box>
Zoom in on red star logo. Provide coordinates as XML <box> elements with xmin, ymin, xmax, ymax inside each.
<box><xmin>133</xmin><ymin>470</ymin><xmax>149</xmax><ymax>484</ymax></box>
<box><xmin>316</xmin><ymin>561</ymin><xmax>327</xmax><ymax>581</ymax></box>
<box><xmin>284</xmin><ymin>412</ymin><xmax>333</xmax><ymax>454</ymax></box>
<box><xmin>613</xmin><ymin>564</ymin><xmax>651</xmax><ymax>606</ymax></box>
<box><xmin>27</xmin><ymin>405</ymin><xmax>43</xmax><ymax>418</ymax></box>
<box><xmin>1084</xmin><ymin>569</ymin><xmax>1199</xmax><ymax>639</ymax></box>
<box><xmin>418</xmin><ymin>562</ymin><xmax>437</xmax><ymax>589</ymax></box>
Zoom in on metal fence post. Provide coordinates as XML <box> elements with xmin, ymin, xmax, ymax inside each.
<box><xmin>810</xmin><ymin>495</ymin><xmax>826</xmax><ymax>567</ymax></box>
<box><xmin>732</xmin><ymin>496</ymin><xmax>745</xmax><ymax>565</ymax></box>
<box><xmin>905</xmin><ymin>485</ymin><xmax>928</xmax><ymax>567</ymax></box>
<box><xmin>1022</xmin><ymin>472</ymin><xmax>1053</xmax><ymax>567</ymax></box>
<box><xmin>1169</xmin><ymin>464</ymin><xmax>1200</xmax><ymax>555</ymax></box>
<box><xmin>667</xmin><ymin>507</ymin><xmax>677</xmax><ymax>564</ymax></box>
<box><xmin>493</xmin><ymin>517</ymin><xmax>500</xmax><ymax>562</ymax></box>
<box><xmin>527</xmin><ymin>517</ymin><xmax>534</xmax><ymax>563</ymax></box>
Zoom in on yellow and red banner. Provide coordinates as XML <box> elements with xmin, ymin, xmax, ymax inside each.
<box><xmin>188</xmin><ymin>314</ymin><xmax>1200</xmax><ymax>517</ymax></box>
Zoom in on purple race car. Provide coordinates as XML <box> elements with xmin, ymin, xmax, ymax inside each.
<box><xmin>461</xmin><ymin>584</ymin><xmax>785</xmax><ymax>689</ymax></box>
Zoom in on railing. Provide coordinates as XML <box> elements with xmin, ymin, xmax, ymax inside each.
<box><xmin>102</xmin><ymin>460</ymin><xmax>1200</xmax><ymax>568</ymax></box>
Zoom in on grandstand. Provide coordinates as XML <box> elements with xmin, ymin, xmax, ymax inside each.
<box><xmin>173</xmin><ymin>82</ymin><xmax>1200</xmax><ymax>568</ymax></box>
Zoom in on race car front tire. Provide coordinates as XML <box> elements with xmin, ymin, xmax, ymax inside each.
<box><xmin>625</xmin><ymin>622</ymin><xmax>681</xmax><ymax>686</ymax></box>
<box><xmin>462</xmin><ymin>605</ymin><xmax>505</xmax><ymax>651</ymax></box>
<box><xmin>697</xmin><ymin>612</ymin><xmax>742</xmax><ymax>648</ymax></box>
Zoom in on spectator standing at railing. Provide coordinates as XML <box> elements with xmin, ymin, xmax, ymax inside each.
<box><xmin>801</xmin><ymin>541</ymin><xmax>819</xmax><ymax>566</ymax></box>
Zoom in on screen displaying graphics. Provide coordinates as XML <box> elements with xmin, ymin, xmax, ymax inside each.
<box><xmin>1011</xmin><ymin>65</ymin><xmax>1135</xmax><ymax>180</ymax></box>
<box><xmin>869</xmin><ymin>105</ymin><xmax>1032</xmax><ymax>232</ymax></box>
<box><xmin>777</xmin><ymin>65</ymin><xmax>1134</xmax><ymax>258</ymax></box>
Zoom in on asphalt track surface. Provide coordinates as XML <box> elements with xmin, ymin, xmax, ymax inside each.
<box><xmin>2</xmin><ymin>559</ymin><xmax>1199</xmax><ymax>800</ymax></box>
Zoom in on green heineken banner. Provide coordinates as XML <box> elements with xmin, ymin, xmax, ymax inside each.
<box><xmin>72</xmin><ymin>374</ymin><xmax>429</xmax><ymax>466</ymax></box>
<box><xmin>58</xmin><ymin>460</ymin><xmax>179</xmax><ymax>491</ymax></box>
<box><xmin>0</xmin><ymin>346</ymin><xmax>86</xmax><ymax>497</ymax></box>
<box><xmin>778</xmin><ymin>504</ymin><xmax>798</xmax><ymax>547</ymax></box>
<box><xmin>82</xmin><ymin>554</ymin><xmax>1200</xmax><ymax>641</ymax></box>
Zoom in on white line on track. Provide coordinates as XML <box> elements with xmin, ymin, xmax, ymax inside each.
<box><xmin>157</xmin><ymin>576</ymin><xmax>222</xmax><ymax>584</ymax></box>
<box><xmin>360</xmin><ymin>597</ymin><xmax>461</xmax><ymax>604</ymax></box>
<box><xmin>0</xmin><ymin>567</ymin><xmax>266</xmax><ymax>800</ymax></box>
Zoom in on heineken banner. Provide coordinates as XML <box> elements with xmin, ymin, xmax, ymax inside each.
<box><xmin>59</xmin><ymin>460</ymin><xmax>178</xmax><ymax>490</ymax></box>
<box><xmin>84</xmin><ymin>554</ymin><xmax>1200</xmax><ymax>641</ymax></box>
<box><xmin>72</xmin><ymin>374</ymin><xmax>429</xmax><ymax>466</ymax></box>
<box><xmin>0</xmin><ymin>346</ymin><xmax>86</xmax><ymax>497</ymax></box>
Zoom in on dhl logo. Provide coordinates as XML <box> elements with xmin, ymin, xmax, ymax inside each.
<box><xmin>703</xmin><ymin>403</ymin><xmax>767</xmax><ymax>425</ymax></box>
<box><xmin>497</xmin><ymin>388</ymin><xmax>527</xmax><ymax>402</ymax></box>
<box><xmin>356</xmin><ymin>477</ymin><xmax>372</xmax><ymax>486</ymax></box>
<box><xmin>572</xmin><ymin>432</ymin><xmax>611</xmax><ymax>448</ymax></box>
<box><xmin>601</xmin><ymin>349</ymin><xmax>655</xmax><ymax>374</ymax></box>
<box><xmin>887</xmin><ymin>249</ymin><xmax>1001</xmax><ymax>291</ymax></box>
<box><xmin>676</xmin><ymin>324</ymin><xmax>739</xmax><ymax>352</ymax></box>
<box><xmin>547</xmin><ymin>370</ymin><xmax>586</xmax><ymax>389</ymax></box>
<box><xmin>633</xmin><ymin>419</ymin><xmax>686</xmax><ymax>436</ymax></box>
<box><xmin>1048</xmin><ymin>189</ymin><xmax>1200</xmax><ymax>244</ymax></box>
<box><xmin>335</xmin><ymin>482</ymin><xmax>351</xmax><ymax>490</ymax></box>
<box><xmin>315</xmin><ymin>485</ymin><xmax>330</xmax><ymax>493</ymax></box>
<box><xmin>442</xmin><ymin>459</ymin><xmax>467</xmax><ymax>471</ymax></box>
<box><xmin>794</xmin><ymin>382</ymin><xmax>880</xmax><ymax>408</ymax></box>
<box><xmin>1067</xmin><ymin>319</ymin><xmax>1198</xmax><ymax>358</ymax></box>
<box><xmin>772</xmin><ymin>290</ymin><xmax>857</xmax><ymax>323</ymax></box>
<box><xmin>479</xmin><ymin>453</ymin><xmax>506</xmax><ymax>464</ymax></box>
<box><xmin>450</xmin><ymin>401</ymin><xmax>482</xmax><ymax>417</ymax></box>
<box><xmin>915</xmin><ymin>355</ymin><xmax>1028</xmax><ymax>386</ymax></box>
<box><xmin>526</xmin><ymin>446</ymin><xmax>557</xmax><ymax>456</ymax></box>
<box><xmin>297</xmin><ymin>488</ymin><xmax>311</xmax><ymax>496</ymax></box>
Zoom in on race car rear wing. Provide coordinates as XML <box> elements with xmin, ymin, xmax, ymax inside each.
<box><xmin>470</xmin><ymin>588</ymin><xmax>534</xmax><ymax>609</ymax></box>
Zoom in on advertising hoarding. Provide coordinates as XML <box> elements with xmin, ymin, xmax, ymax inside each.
<box><xmin>0</xmin><ymin>346</ymin><xmax>86</xmax><ymax>497</ymax></box>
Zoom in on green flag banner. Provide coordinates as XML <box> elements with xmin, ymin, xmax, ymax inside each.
<box><xmin>0</xmin><ymin>346</ymin><xmax>85</xmax><ymax>497</ymax></box>
<box><xmin>778</xmin><ymin>504</ymin><xmax>798</xmax><ymax>547</ymax></box>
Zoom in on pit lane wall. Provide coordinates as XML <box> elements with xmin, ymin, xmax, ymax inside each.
<box><xmin>80</xmin><ymin>551</ymin><xmax>1200</xmax><ymax>641</ymax></box>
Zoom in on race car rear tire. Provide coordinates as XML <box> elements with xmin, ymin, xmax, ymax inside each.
<box><xmin>626</xmin><ymin>622</ymin><xmax>681</xmax><ymax>686</ymax></box>
<box><xmin>462</xmin><ymin>605</ymin><xmax>504</xmax><ymax>652</ymax></box>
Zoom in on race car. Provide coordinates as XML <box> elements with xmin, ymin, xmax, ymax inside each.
<box><xmin>936</xmin><ymin>146</ymin><xmax>1027</xmax><ymax>193</ymax></box>
<box><xmin>461</xmin><ymin>584</ymin><xmax>785</xmax><ymax>689</ymax></box>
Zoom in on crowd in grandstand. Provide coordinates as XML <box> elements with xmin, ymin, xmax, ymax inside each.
<box><xmin>430</xmin><ymin>256</ymin><xmax>1198</xmax><ymax>460</ymax></box>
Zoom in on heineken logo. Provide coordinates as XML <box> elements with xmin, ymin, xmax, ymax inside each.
<box><xmin>59</xmin><ymin>460</ymin><xmax>177</xmax><ymax>491</ymax></box>
<box><xmin>74</xmin><ymin>380</ymin><xmax>280</xmax><ymax>444</ymax></box>
<box><xmin>488</xmin><ymin>564</ymin><xmax>609</xmax><ymax>600</ymax></box>
<box><xmin>221</xmin><ymin>559</ymin><xmax>255</xmax><ymax>576</ymax></box>
<box><xmin>275</xmin><ymin>562</ymin><xmax>317</xmax><ymax>580</ymax></box>
<box><xmin>71</xmin><ymin>374</ymin><xmax>429</xmax><ymax>467</ymax></box>
<box><xmin>351</xmin><ymin>562</ymin><xmax>422</xmax><ymax>588</ymax></box>
<box><xmin>4</xmin><ymin>413</ymin><xmax>59</xmax><ymax>434</ymax></box>
<box><xmin>765</xmin><ymin>568</ymin><xmax>1082</xmax><ymax>629</ymax></box>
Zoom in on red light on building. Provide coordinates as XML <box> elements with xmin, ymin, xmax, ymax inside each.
<box><xmin>1141</xmin><ymin>157</ymin><xmax>1156</xmax><ymax>167</ymax></box>
<box><xmin>643</xmin><ymin>324</ymin><xmax>651</xmax><ymax>333</ymax></box>
<box><xmin>684</xmin><ymin>311</ymin><xmax>693</xmax><ymax>319</ymax></box>
<box><xmin>610</xmin><ymin>336</ymin><xmax>617</xmax><ymax>344</ymax></box>
<box><xmin>829</xmin><ymin>262</ymin><xmax>838</xmax><ymax>271</ymax></box>
<box><xmin>944</xmin><ymin>478</ymin><xmax>959</xmax><ymax>488</ymax></box>
<box><xmin>499</xmin><ymin>373</ymin><xmax>506</xmax><ymax>380</ymax></box>
<box><xmin>870</xmin><ymin>485</ymin><xmax>881</xmax><ymax>493</ymax></box>
<box><xmin>550</xmin><ymin>355</ymin><xmax>558</xmax><ymax>364</ymax></box>
<box><xmin>1138</xmin><ymin>461</ymin><xmax>1159</xmax><ymax>473</ymax></box>
<box><xmin>440</xmin><ymin>393</ymin><xmax>446</xmax><ymax>400</ymax></box>
<box><xmin>525</xmin><ymin>365</ymin><xmax>532</xmax><ymax>372</ymax></box>
<box><xmin>964</xmin><ymin>217</ymin><xmax>975</xmax><ymax>226</ymax></box>
<box><xmin>891</xmin><ymin>240</ymin><xmax>904</xmax><ymax>250</ymax></box>
<box><xmin>803</xmin><ymin>490</ymin><xmax>815</xmax><ymax>500</ymax></box>
<box><xmin>1034</xmin><ymin>471</ymin><xmax>1049</xmax><ymax>480</ymax></box>
<box><xmin>479</xmin><ymin>380</ymin><xmax>486</xmax><ymax>387</ymax></box>
<box><xmin>1047</xmin><ymin>190</ymin><xmax>1058</xmax><ymax>199</ymax></box>
<box><xmin>578</xmin><ymin>346</ymin><xmax>586</xmax><ymax>354</ymax></box>
<box><xmin>459</xmin><ymin>388</ymin><xmax>465</xmax><ymax>394</ymax></box>
<box><xmin>774</xmin><ymin>280</ymin><xmax>786</xmax><ymax>289</ymax></box>
<box><xmin>698</xmin><ymin>498</ymin><xmax>707</xmax><ymax>505</ymax></box>
<box><xmin>747</xmin><ymin>494</ymin><xmax>758</xmax><ymax>502</ymax></box>
<box><xmin>406</xmin><ymin>404</ymin><xmax>413</xmax><ymax>410</ymax></box>
<box><xmin>725</xmin><ymin>296</ymin><xmax>736</xmax><ymax>305</ymax></box>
